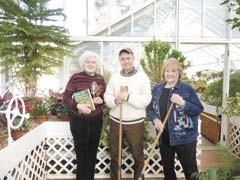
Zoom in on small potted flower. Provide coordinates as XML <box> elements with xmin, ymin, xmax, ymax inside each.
<box><xmin>11</xmin><ymin>114</ymin><xmax>33</xmax><ymax>140</ymax></box>
<box><xmin>48</xmin><ymin>89</ymin><xmax>70</xmax><ymax>121</ymax></box>
<box><xmin>55</xmin><ymin>103</ymin><xmax>70</xmax><ymax>121</ymax></box>
<box><xmin>32</xmin><ymin>99</ymin><xmax>49</xmax><ymax>123</ymax></box>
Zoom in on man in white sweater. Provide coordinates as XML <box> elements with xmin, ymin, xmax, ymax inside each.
<box><xmin>104</xmin><ymin>48</ymin><xmax>152</xmax><ymax>180</ymax></box>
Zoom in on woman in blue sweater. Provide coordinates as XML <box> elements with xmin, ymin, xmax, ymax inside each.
<box><xmin>147</xmin><ymin>58</ymin><xmax>203</xmax><ymax>180</ymax></box>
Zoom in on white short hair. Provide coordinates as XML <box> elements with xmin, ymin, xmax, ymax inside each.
<box><xmin>78</xmin><ymin>51</ymin><xmax>100</xmax><ymax>68</ymax></box>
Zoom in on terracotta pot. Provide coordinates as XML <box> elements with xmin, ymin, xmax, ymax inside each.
<box><xmin>36</xmin><ymin>114</ymin><xmax>48</xmax><ymax>124</ymax></box>
<box><xmin>59</xmin><ymin>115</ymin><xmax>70</xmax><ymax>121</ymax></box>
<box><xmin>12</xmin><ymin>130</ymin><xmax>24</xmax><ymax>140</ymax></box>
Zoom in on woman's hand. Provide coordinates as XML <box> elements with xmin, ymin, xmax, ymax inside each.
<box><xmin>93</xmin><ymin>96</ymin><xmax>103</xmax><ymax>104</ymax></box>
<box><xmin>77</xmin><ymin>104</ymin><xmax>91</xmax><ymax>114</ymax></box>
<box><xmin>170</xmin><ymin>93</ymin><xmax>185</xmax><ymax>107</ymax></box>
<box><xmin>153</xmin><ymin>119</ymin><xmax>164</xmax><ymax>133</ymax></box>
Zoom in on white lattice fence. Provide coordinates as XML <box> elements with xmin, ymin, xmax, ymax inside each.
<box><xmin>45</xmin><ymin>122</ymin><xmax>202</xmax><ymax>179</ymax></box>
<box><xmin>228</xmin><ymin>117</ymin><xmax>240</xmax><ymax>158</ymax></box>
<box><xmin>0</xmin><ymin>122</ymin><xmax>202</xmax><ymax>180</ymax></box>
<box><xmin>2</xmin><ymin>141</ymin><xmax>46</xmax><ymax>180</ymax></box>
<box><xmin>0</xmin><ymin>124</ymin><xmax>47</xmax><ymax>180</ymax></box>
<box><xmin>44</xmin><ymin>137</ymin><xmax>184</xmax><ymax>179</ymax></box>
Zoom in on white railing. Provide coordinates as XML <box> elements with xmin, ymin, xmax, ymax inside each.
<box><xmin>0</xmin><ymin>122</ymin><xmax>203</xmax><ymax>179</ymax></box>
<box><xmin>0</xmin><ymin>123</ymin><xmax>46</xmax><ymax>180</ymax></box>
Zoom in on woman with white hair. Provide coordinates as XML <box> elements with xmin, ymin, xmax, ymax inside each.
<box><xmin>63</xmin><ymin>51</ymin><xmax>106</xmax><ymax>180</ymax></box>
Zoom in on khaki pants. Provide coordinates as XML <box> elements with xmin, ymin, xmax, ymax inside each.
<box><xmin>109</xmin><ymin>120</ymin><xmax>145</xmax><ymax>180</ymax></box>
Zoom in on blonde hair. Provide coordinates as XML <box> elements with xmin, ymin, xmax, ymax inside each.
<box><xmin>161</xmin><ymin>58</ymin><xmax>183</xmax><ymax>81</ymax></box>
<box><xmin>78</xmin><ymin>51</ymin><xmax>100</xmax><ymax>68</ymax></box>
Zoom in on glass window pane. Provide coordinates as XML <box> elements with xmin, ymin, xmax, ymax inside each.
<box><xmin>155</xmin><ymin>0</ymin><xmax>175</xmax><ymax>38</ymax></box>
<box><xmin>64</xmin><ymin>0</ymin><xmax>87</xmax><ymax>36</ymax></box>
<box><xmin>179</xmin><ymin>0</ymin><xmax>202</xmax><ymax>37</ymax></box>
<box><xmin>133</xmin><ymin>4</ymin><xmax>154</xmax><ymax>36</ymax></box>
<box><xmin>203</xmin><ymin>0</ymin><xmax>228</xmax><ymax>38</ymax></box>
<box><xmin>111</xmin><ymin>17</ymin><xmax>131</xmax><ymax>36</ymax></box>
<box><xmin>180</xmin><ymin>44</ymin><xmax>225</xmax><ymax>77</ymax></box>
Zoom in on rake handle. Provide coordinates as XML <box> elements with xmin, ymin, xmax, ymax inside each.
<box><xmin>138</xmin><ymin>102</ymin><xmax>174</xmax><ymax>180</ymax></box>
<box><xmin>117</xmin><ymin>103</ymin><xmax>123</xmax><ymax>180</ymax></box>
<box><xmin>118</xmin><ymin>86</ymin><xmax>127</xmax><ymax>180</ymax></box>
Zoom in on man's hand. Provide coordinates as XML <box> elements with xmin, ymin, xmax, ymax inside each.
<box><xmin>115</xmin><ymin>91</ymin><xmax>127</xmax><ymax>104</ymax></box>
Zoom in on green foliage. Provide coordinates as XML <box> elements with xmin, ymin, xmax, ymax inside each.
<box><xmin>193</xmin><ymin>144</ymin><xmax>240</xmax><ymax>180</ymax></box>
<box><xmin>200</xmin><ymin>79</ymin><xmax>224</xmax><ymax>107</ymax></box>
<box><xmin>100</xmin><ymin>105</ymin><xmax>110</xmax><ymax>147</ymax></box>
<box><xmin>12</xmin><ymin>114</ymin><xmax>33</xmax><ymax>132</ymax></box>
<box><xmin>223</xmin><ymin>92</ymin><xmax>240</xmax><ymax>116</ymax></box>
<box><xmin>55</xmin><ymin>103</ymin><xmax>68</xmax><ymax>117</ymax></box>
<box><xmin>0</xmin><ymin>0</ymin><xmax>73</xmax><ymax>97</ymax></box>
<box><xmin>140</xmin><ymin>40</ymin><xmax>189</xmax><ymax>86</ymax></box>
<box><xmin>221</xmin><ymin>0</ymin><xmax>240</xmax><ymax>30</ymax></box>
<box><xmin>32</xmin><ymin>99</ymin><xmax>49</xmax><ymax>116</ymax></box>
<box><xmin>200</xmin><ymin>70</ymin><xmax>240</xmax><ymax>107</ymax></box>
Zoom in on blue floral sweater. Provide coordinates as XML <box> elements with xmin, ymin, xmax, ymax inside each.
<box><xmin>147</xmin><ymin>81</ymin><xmax>204</xmax><ymax>146</ymax></box>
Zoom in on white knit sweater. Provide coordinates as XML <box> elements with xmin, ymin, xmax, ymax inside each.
<box><xmin>104</xmin><ymin>70</ymin><xmax>152</xmax><ymax>124</ymax></box>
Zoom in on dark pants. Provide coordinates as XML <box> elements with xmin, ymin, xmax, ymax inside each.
<box><xmin>159</xmin><ymin>140</ymin><xmax>198</xmax><ymax>180</ymax></box>
<box><xmin>109</xmin><ymin>120</ymin><xmax>145</xmax><ymax>180</ymax></box>
<box><xmin>70</xmin><ymin>116</ymin><xmax>103</xmax><ymax>180</ymax></box>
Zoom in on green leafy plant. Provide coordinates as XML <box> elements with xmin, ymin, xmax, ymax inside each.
<box><xmin>221</xmin><ymin>0</ymin><xmax>240</xmax><ymax>30</ymax></box>
<box><xmin>8</xmin><ymin>101</ymin><xmax>33</xmax><ymax>132</ymax></box>
<box><xmin>140</xmin><ymin>39</ymin><xmax>189</xmax><ymax>86</ymax></box>
<box><xmin>32</xmin><ymin>99</ymin><xmax>49</xmax><ymax>116</ymax></box>
<box><xmin>47</xmin><ymin>90</ymin><xmax>68</xmax><ymax>117</ymax></box>
<box><xmin>12</xmin><ymin>115</ymin><xmax>32</xmax><ymax>132</ymax></box>
<box><xmin>222</xmin><ymin>92</ymin><xmax>240</xmax><ymax>117</ymax></box>
<box><xmin>55</xmin><ymin>103</ymin><xmax>68</xmax><ymax>117</ymax></box>
<box><xmin>200</xmin><ymin>70</ymin><xmax>240</xmax><ymax>108</ymax></box>
<box><xmin>0</xmin><ymin>0</ymin><xmax>73</xmax><ymax>97</ymax></box>
<box><xmin>193</xmin><ymin>144</ymin><xmax>240</xmax><ymax>180</ymax></box>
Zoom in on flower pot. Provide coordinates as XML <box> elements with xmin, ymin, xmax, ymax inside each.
<box><xmin>59</xmin><ymin>115</ymin><xmax>70</xmax><ymax>121</ymax></box>
<box><xmin>11</xmin><ymin>130</ymin><xmax>24</xmax><ymax>140</ymax></box>
<box><xmin>36</xmin><ymin>114</ymin><xmax>48</xmax><ymax>124</ymax></box>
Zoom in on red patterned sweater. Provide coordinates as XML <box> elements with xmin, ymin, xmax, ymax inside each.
<box><xmin>63</xmin><ymin>71</ymin><xmax>106</xmax><ymax>119</ymax></box>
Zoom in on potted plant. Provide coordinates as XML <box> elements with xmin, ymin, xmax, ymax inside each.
<box><xmin>55</xmin><ymin>103</ymin><xmax>69</xmax><ymax>121</ymax></box>
<box><xmin>47</xmin><ymin>89</ymin><xmax>69</xmax><ymax>120</ymax></box>
<box><xmin>32</xmin><ymin>99</ymin><xmax>49</xmax><ymax>123</ymax></box>
<box><xmin>11</xmin><ymin>114</ymin><xmax>33</xmax><ymax>140</ymax></box>
<box><xmin>193</xmin><ymin>145</ymin><xmax>240</xmax><ymax>180</ymax></box>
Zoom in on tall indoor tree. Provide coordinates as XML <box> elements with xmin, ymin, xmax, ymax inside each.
<box><xmin>140</xmin><ymin>40</ymin><xmax>189</xmax><ymax>86</ymax></box>
<box><xmin>0</xmin><ymin>0</ymin><xmax>73</xmax><ymax>97</ymax></box>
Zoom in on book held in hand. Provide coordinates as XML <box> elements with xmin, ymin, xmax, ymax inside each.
<box><xmin>73</xmin><ymin>89</ymin><xmax>95</xmax><ymax>113</ymax></box>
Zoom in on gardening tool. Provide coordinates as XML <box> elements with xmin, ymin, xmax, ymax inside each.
<box><xmin>118</xmin><ymin>86</ymin><xmax>127</xmax><ymax>180</ymax></box>
<box><xmin>138</xmin><ymin>102</ymin><xmax>174</xmax><ymax>180</ymax></box>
